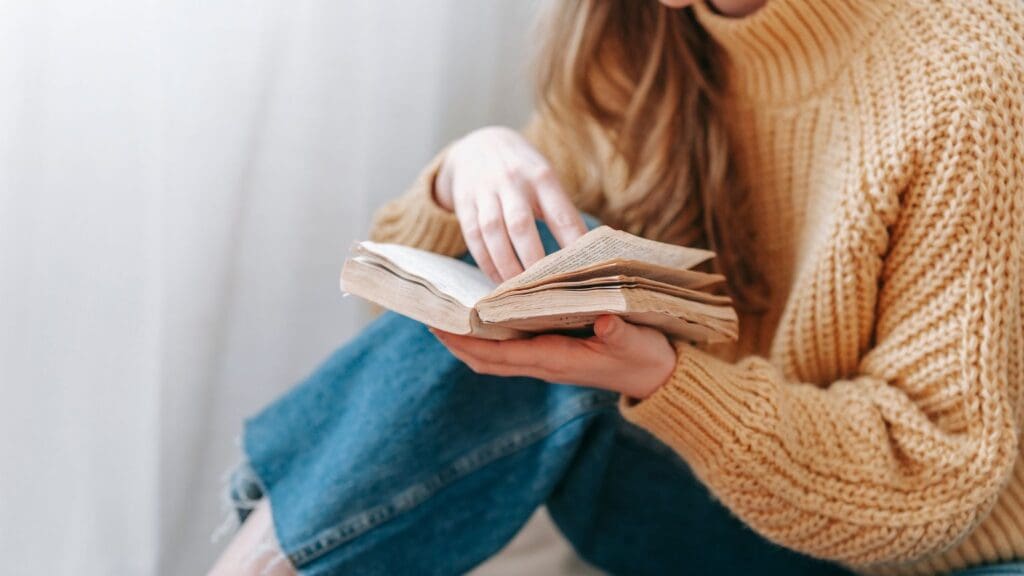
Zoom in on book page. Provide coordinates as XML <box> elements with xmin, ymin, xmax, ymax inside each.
<box><xmin>355</xmin><ymin>241</ymin><xmax>495</xmax><ymax>308</ymax></box>
<box><xmin>340</xmin><ymin>252</ymin><xmax>524</xmax><ymax>340</ymax></box>
<box><xmin>488</xmin><ymin>275</ymin><xmax>732</xmax><ymax>306</ymax></box>
<box><xmin>489</xmin><ymin>259</ymin><xmax>725</xmax><ymax>299</ymax></box>
<box><xmin>341</xmin><ymin>257</ymin><xmax>474</xmax><ymax>334</ymax></box>
<box><xmin>496</xmin><ymin>226</ymin><xmax>714</xmax><ymax>293</ymax></box>
<box><xmin>477</xmin><ymin>286</ymin><xmax>737</xmax><ymax>343</ymax></box>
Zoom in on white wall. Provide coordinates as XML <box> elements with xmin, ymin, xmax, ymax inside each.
<box><xmin>0</xmin><ymin>1</ymin><xmax>537</xmax><ymax>573</ymax></box>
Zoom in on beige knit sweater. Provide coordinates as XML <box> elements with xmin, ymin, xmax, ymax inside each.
<box><xmin>368</xmin><ymin>0</ymin><xmax>1024</xmax><ymax>573</ymax></box>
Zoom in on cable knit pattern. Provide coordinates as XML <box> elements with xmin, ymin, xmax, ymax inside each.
<box><xmin>370</xmin><ymin>0</ymin><xmax>1024</xmax><ymax>573</ymax></box>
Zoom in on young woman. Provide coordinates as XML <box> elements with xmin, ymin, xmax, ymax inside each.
<box><xmin>211</xmin><ymin>0</ymin><xmax>1024</xmax><ymax>574</ymax></box>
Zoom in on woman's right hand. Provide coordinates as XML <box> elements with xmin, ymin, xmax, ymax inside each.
<box><xmin>435</xmin><ymin>126</ymin><xmax>588</xmax><ymax>283</ymax></box>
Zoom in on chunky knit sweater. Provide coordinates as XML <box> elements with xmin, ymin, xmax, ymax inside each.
<box><xmin>369</xmin><ymin>0</ymin><xmax>1024</xmax><ymax>573</ymax></box>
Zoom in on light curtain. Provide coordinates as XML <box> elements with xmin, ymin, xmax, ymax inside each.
<box><xmin>0</xmin><ymin>1</ymin><xmax>581</xmax><ymax>574</ymax></box>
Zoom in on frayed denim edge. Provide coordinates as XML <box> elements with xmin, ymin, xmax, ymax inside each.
<box><xmin>214</xmin><ymin>438</ymin><xmax>291</xmax><ymax>575</ymax></box>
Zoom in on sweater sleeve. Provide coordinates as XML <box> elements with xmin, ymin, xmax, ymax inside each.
<box><xmin>368</xmin><ymin>115</ymin><xmax>591</xmax><ymax>255</ymax></box>
<box><xmin>621</xmin><ymin>102</ymin><xmax>1024</xmax><ymax>566</ymax></box>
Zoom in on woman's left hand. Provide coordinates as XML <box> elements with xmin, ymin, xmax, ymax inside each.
<box><xmin>431</xmin><ymin>315</ymin><xmax>676</xmax><ymax>399</ymax></box>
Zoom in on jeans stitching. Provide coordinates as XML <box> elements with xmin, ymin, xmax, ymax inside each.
<box><xmin>284</xmin><ymin>391</ymin><xmax>617</xmax><ymax>568</ymax></box>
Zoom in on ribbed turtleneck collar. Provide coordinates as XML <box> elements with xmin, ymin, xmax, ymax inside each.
<box><xmin>694</xmin><ymin>0</ymin><xmax>897</xmax><ymax>103</ymax></box>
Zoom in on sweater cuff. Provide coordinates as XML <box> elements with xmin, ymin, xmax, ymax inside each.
<box><xmin>619</xmin><ymin>340</ymin><xmax>776</xmax><ymax>475</ymax></box>
<box><xmin>369</xmin><ymin>147</ymin><xmax>466</xmax><ymax>256</ymax></box>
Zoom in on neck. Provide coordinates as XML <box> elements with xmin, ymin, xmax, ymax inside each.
<box><xmin>707</xmin><ymin>0</ymin><xmax>767</xmax><ymax>18</ymax></box>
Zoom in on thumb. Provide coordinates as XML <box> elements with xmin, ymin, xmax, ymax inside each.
<box><xmin>594</xmin><ymin>315</ymin><xmax>629</xmax><ymax>346</ymax></box>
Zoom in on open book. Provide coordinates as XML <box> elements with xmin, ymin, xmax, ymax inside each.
<box><xmin>340</xmin><ymin>226</ymin><xmax>738</xmax><ymax>343</ymax></box>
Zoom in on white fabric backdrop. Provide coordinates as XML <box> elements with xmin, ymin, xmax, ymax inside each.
<box><xmin>0</xmin><ymin>1</ymin><xmax>596</xmax><ymax>574</ymax></box>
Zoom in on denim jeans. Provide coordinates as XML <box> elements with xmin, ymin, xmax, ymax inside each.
<box><xmin>231</xmin><ymin>219</ymin><xmax>1023</xmax><ymax>576</ymax></box>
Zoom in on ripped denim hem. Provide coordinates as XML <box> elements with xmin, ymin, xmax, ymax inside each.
<box><xmin>214</xmin><ymin>459</ymin><xmax>291</xmax><ymax>575</ymax></box>
<box><xmin>231</xmin><ymin>391</ymin><xmax>616</xmax><ymax>572</ymax></box>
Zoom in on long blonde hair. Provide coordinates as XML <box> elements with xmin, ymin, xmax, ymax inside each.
<box><xmin>536</xmin><ymin>1</ymin><xmax>766</xmax><ymax>311</ymax></box>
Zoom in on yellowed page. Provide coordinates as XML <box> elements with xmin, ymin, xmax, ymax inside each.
<box><xmin>496</xmin><ymin>226</ymin><xmax>715</xmax><ymax>293</ymax></box>
<box><xmin>477</xmin><ymin>287</ymin><xmax>737</xmax><ymax>343</ymax></box>
<box><xmin>488</xmin><ymin>276</ymin><xmax>732</xmax><ymax>306</ymax></box>
<box><xmin>488</xmin><ymin>262</ymin><xmax>725</xmax><ymax>300</ymax></box>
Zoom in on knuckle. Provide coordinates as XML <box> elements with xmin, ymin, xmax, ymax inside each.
<box><xmin>542</xmin><ymin>354</ymin><xmax>569</xmax><ymax>378</ymax></box>
<box><xmin>461</xmin><ymin>223</ymin><xmax>482</xmax><ymax>240</ymax></box>
<box><xmin>533</xmin><ymin>166</ymin><xmax>558</xmax><ymax>187</ymax></box>
<box><xmin>480</xmin><ymin>216</ymin><xmax>504</xmax><ymax>236</ymax></box>
<box><xmin>520</xmin><ymin>354</ymin><xmax>541</xmax><ymax>370</ymax></box>
<box><xmin>495</xmin><ymin>347</ymin><xmax>517</xmax><ymax>367</ymax></box>
<box><xmin>506</xmin><ymin>213</ymin><xmax>534</xmax><ymax>236</ymax></box>
<box><xmin>551</xmin><ymin>211</ymin><xmax>579</xmax><ymax>228</ymax></box>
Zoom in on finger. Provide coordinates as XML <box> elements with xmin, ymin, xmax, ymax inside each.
<box><xmin>444</xmin><ymin>331</ymin><xmax>590</xmax><ymax>378</ymax></box>
<box><xmin>437</xmin><ymin>330</ymin><xmax>619</xmax><ymax>385</ymax></box>
<box><xmin>432</xmin><ymin>330</ymin><xmax>537</xmax><ymax>377</ymax></box>
<box><xmin>477</xmin><ymin>191</ymin><xmax>524</xmax><ymax>281</ymax></box>
<box><xmin>530</xmin><ymin>168</ymin><xmax>587</xmax><ymax>248</ymax></box>
<box><xmin>593</xmin><ymin>315</ymin><xmax>626</xmax><ymax>344</ymax></box>
<box><xmin>497</xmin><ymin>177</ymin><xmax>545</xmax><ymax>269</ymax></box>
<box><xmin>455</xmin><ymin>196</ymin><xmax>501</xmax><ymax>283</ymax></box>
<box><xmin>586</xmin><ymin>315</ymin><xmax>662</xmax><ymax>357</ymax></box>
<box><xmin>437</xmin><ymin>333</ymin><xmax>534</xmax><ymax>366</ymax></box>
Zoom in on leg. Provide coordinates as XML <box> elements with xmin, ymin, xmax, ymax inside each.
<box><xmin>221</xmin><ymin>310</ymin><xmax>617</xmax><ymax>575</ymax></box>
<box><xmin>213</xmin><ymin>217</ymin><xmax>607</xmax><ymax>575</ymax></box>
<box><xmin>546</xmin><ymin>413</ymin><xmax>854</xmax><ymax>576</ymax></box>
<box><xmin>214</xmin><ymin>214</ymin><xmax>851</xmax><ymax>575</ymax></box>
<box><xmin>217</xmin><ymin>333</ymin><xmax>851</xmax><ymax>576</ymax></box>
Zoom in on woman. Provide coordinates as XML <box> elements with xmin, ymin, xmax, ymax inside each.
<box><xmin>211</xmin><ymin>0</ymin><xmax>1024</xmax><ymax>574</ymax></box>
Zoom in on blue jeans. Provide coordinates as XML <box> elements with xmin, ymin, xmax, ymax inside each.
<box><xmin>231</xmin><ymin>220</ymin><xmax>1024</xmax><ymax>576</ymax></box>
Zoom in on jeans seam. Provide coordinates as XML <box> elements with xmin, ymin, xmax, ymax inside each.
<box><xmin>284</xmin><ymin>391</ymin><xmax>618</xmax><ymax>568</ymax></box>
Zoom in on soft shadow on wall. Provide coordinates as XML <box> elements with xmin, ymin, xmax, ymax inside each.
<box><xmin>0</xmin><ymin>1</ymin><xmax>537</xmax><ymax>574</ymax></box>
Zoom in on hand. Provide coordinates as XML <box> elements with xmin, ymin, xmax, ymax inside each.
<box><xmin>435</xmin><ymin>126</ymin><xmax>588</xmax><ymax>283</ymax></box>
<box><xmin>431</xmin><ymin>315</ymin><xmax>677</xmax><ymax>399</ymax></box>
